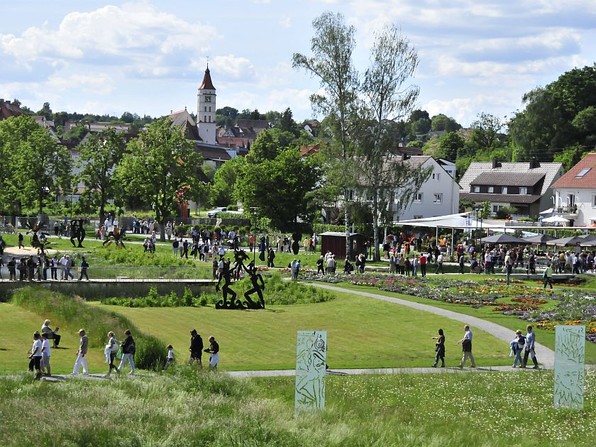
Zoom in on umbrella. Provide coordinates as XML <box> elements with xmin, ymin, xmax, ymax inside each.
<box><xmin>542</xmin><ymin>215</ymin><xmax>570</xmax><ymax>224</ymax></box>
<box><xmin>479</xmin><ymin>234</ymin><xmax>530</xmax><ymax>245</ymax></box>
<box><xmin>539</xmin><ymin>208</ymin><xmax>555</xmax><ymax>215</ymax></box>
<box><xmin>523</xmin><ymin>234</ymin><xmax>556</xmax><ymax>244</ymax></box>
<box><xmin>547</xmin><ymin>234</ymin><xmax>596</xmax><ymax>246</ymax></box>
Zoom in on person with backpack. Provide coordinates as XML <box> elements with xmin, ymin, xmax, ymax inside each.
<box><xmin>104</xmin><ymin>331</ymin><xmax>119</xmax><ymax>377</ymax></box>
<box><xmin>510</xmin><ymin>330</ymin><xmax>525</xmax><ymax>368</ymax></box>
<box><xmin>118</xmin><ymin>329</ymin><xmax>136</xmax><ymax>375</ymax></box>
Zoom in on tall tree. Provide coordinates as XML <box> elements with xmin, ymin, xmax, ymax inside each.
<box><xmin>509</xmin><ymin>65</ymin><xmax>596</xmax><ymax>160</ymax></box>
<box><xmin>355</xmin><ymin>24</ymin><xmax>430</xmax><ymax>261</ymax></box>
<box><xmin>293</xmin><ymin>11</ymin><xmax>359</xmax><ymax>256</ymax></box>
<box><xmin>0</xmin><ymin>115</ymin><xmax>72</xmax><ymax>216</ymax></box>
<box><xmin>77</xmin><ymin>128</ymin><xmax>127</xmax><ymax>221</ymax></box>
<box><xmin>113</xmin><ymin>118</ymin><xmax>202</xmax><ymax>240</ymax></box>
<box><xmin>235</xmin><ymin>148</ymin><xmax>320</xmax><ymax>232</ymax></box>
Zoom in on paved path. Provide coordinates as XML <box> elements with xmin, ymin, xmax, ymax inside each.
<box><xmin>308</xmin><ymin>282</ymin><xmax>556</xmax><ymax>369</ymax></box>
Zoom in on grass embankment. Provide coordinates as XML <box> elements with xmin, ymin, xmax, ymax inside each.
<box><xmin>1</xmin><ymin>287</ymin><xmax>165</xmax><ymax>373</ymax></box>
<box><xmin>0</xmin><ymin>368</ymin><xmax>594</xmax><ymax>446</ymax></box>
<box><xmin>1</xmin><ymin>284</ymin><xmax>513</xmax><ymax>374</ymax></box>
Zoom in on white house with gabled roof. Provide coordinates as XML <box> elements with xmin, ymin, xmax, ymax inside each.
<box><xmin>392</xmin><ymin>155</ymin><xmax>460</xmax><ymax>221</ymax></box>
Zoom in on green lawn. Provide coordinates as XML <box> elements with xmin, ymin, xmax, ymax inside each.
<box><xmin>1</xmin><ymin>289</ymin><xmax>514</xmax><ymax>374</ymax></box>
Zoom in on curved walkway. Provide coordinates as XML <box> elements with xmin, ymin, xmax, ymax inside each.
<box><xmin>309</xmin><ymin>282</ymin><xmax>555</xmax><ymax>369</ymax></box>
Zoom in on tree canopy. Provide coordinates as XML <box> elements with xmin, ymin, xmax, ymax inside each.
<box><xmin>113</xmin><ymin>118</ymin><xmax>203</xmax><ymax>239</ymax></box>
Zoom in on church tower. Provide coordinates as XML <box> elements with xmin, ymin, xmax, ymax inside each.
<box><xmin>197</xmin><ymin>65</ymin><xmax>217</xmax><ymax>144</ymax></box>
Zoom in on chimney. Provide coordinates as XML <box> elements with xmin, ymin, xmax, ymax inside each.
<box><xmin>529</xmin><ymin>157</ymin><xmax>540</xmax><ymax>169</ymax></box>
<box><xmin>492</xmin><ymin>159</ymin><xmax>501</xmax><ymax>169</ymax></box>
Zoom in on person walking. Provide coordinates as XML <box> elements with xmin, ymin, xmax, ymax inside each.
<box><xmin>432</xmin><ymin>328</ymin><xmax>446</xmax><ymax>367</ymax></box>
<box><xmin>189</xmin><ymin>329</ymin><xmax>204</xmax><ymax>367</ymax></box>
<box><xmin>104</xmin><ymin>331</ymin><xmax>119</xmax><ymax>377</ymax></box>
<box><xmin>204</xmin><ymin>336</ymin><xmax>220</xmax><ymax>370</ymax></box>
<box><xmin>163</xmin><ymin>345</ymin><xmax>175</xmax><ymax>370</ymax></box>
<box><xmin>434</xmin><ymin>252</ymin><xmax>444</xmax><ymax>274</ymax></box>
<box><xmin>118</xmin><ymin>329</ymin><xmax>136</xmax><ymax>375</ymax></box>
<box><xmin>40</xmin><ymin>332</ymin><xmax>52</xmax><ymax>376</ymax></box>
<box><xmin>457</xmin><ymin>325</ymin><xmax>476</xmax><ymax>368</ymax></box>
<box><xmin>78</xmin><ymin>256</ymin><xmax>89</xmax><ymax>281</ymax></box>
<box><xmin>28</xmin><ymin>332</ymin><xmax>43</xmax><ymax>379</ymax></box>
<box><xmin>420</xmin><ymin>253</ymin><xmax>427</xmax><ymax>277</ymax></box>
<box><xmin>73</xmin><ymin>329</ymin><xmax>89</xmax><ymax>375</ymax></box>
<box><xmin>510</xmin><ymin>330</ymin><xmax>525</xmax><ymax>368</ymax></box>
<box><xmin>521</xmin><ymin>325</ymin><xmax>539</xmax><ymax>369</ymax></box>
<box><xmin>7</xmin><ymin>257</ymin><xmax>17</xmax><ymax>281</ymax></box>
<box><xmin>543</xmin><ymin>263</ymin><xmax>554</xmax><ymax>291</ymax></box>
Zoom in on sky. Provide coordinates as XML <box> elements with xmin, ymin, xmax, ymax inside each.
<box><xmin>1</xmin><ymin>0</ymin><xmax>594</xmax><ymax>127</ymax></box>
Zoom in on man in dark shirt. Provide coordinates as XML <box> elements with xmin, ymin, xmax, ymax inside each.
<box><xmin>189</xmin><ymin>329</ymin><xmax>204</xmax><ymax>367</ymax></box>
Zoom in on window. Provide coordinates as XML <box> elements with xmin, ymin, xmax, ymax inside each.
<box><xmin>520</xmin><ymin>187</ymin><xmax>528</xmax><ymax>195</ymax></box>
<box><xmin>413</xmin><ymin>215</ymin><xmax>423</xmax><ymax>219</ymax></box>
<box><xmin>576</xmin><ymin>168</ymin><xmax>591</xmax><ymax>177</ymax></box>
<box><xmin>432</xmin><ymin>172</ymin><xmax>440</xmax><ymax>181</ymax></box>
<box><xmin>414</xmin><ymin>193</ymin><xmax>423</xmax><ymax>202</ymax></box>
<box><xmin>488</xmin><ymin>186</ymin><xmax>494</xmax><ymax>193</ymax></box>
<box><xmin>433</xmin><ymin>193</ymin><xmax>443</xmax><ymax>203</ymax></box>
<box><xmin>567</xmin><ymin>194</ymin><xmax>575</xmax><ymax>207</ymax></box>
<box><xmin>473</xmin><ymin>186</ymin><xmax>480</xmax><ymax>193</ymax></box>
<box><xmin>592</xmin><ymin>195</ymin><xmax>596</xmax><ymax>207</ymax></box>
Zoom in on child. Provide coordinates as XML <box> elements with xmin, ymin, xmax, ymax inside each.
<box><xmin>40</xmin><ymin>332</ymin><xmax>51</xmax><ymax>376</ymax></box>
<box><xmin>163</xmin><ymin>345</ymin><xmax>174</xmax><ymax>370</ymax></box>
<box><xmin>28</xmin><ymin>332</ymin><xmax>43</xmax><ymax>379</ymax></box>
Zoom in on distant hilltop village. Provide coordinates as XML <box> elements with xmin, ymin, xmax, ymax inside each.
<box><xmin>0</xmin><ymin>66</ymin><xmax>323</xmax><ymax>170</ymax></box>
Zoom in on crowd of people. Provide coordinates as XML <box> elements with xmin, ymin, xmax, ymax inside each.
<box><xmin>27</xmin><ymin>320</ymin><xmax>221</xmax><ymax>379</ymax></box>
<box><xmin>1</xmin><ymin>253</ymin><xmax>89</xmax><ymax>281</ymax></box>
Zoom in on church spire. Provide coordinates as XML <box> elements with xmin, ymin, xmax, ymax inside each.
<box><xmin>199</xmin><ymin>65</ymin><xmax>215</xmax><ymax>90</ymax></box>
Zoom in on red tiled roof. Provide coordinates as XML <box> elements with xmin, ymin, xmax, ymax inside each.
<box><xmin>551</xmin><ymin>153</ymin><xmax>596</xmax><ymax>189</ymax></box>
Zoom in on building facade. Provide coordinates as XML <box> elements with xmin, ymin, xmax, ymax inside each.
<box><xmin>550</xmin><ymin>153</ymin><xmax>596</xmax><ymax>226</ymax></box>
<box><xmin>459</xmin><ymin>160</ymin><xmax>563</xmax><ymax>217</ymax></box>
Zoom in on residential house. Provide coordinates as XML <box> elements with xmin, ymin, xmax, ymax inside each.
<box><xmin>459</xmin><ymin>160</ymin><xmax>563</xmax><ymax>217</ymax></box>
<box><xmin>550</xmin><ymin>153</ymin><xmax>596</xmax><ymax>226</ymax></box>
<box><xmin>393</xmin><ymin>155</ymin><xmax>460</xmax><ymax>221</ymax></box>
<box><xmin>0</xmin><ymin>99</ymin><xmax>24</xmax><ymax>121</ymax></box>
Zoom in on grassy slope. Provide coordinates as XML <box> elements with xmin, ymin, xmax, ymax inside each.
<box><xmin>0</xmin><ymin>368</ymin><xmax>594</xmax><ymax>447</ymax></box>
<box><xmin>0</xmin><ymin>302</ymin><xmax>111</xmax><ymax>374</ymax></box>
<box><xmin>1</xmin><ymin>290</ymin><xmax>513</xmax><ymax>374</ymax></box>
<box><xmin>94</xmin><ymin>292</ymin><xmax>513</xmax><ymax>371</ymax></box>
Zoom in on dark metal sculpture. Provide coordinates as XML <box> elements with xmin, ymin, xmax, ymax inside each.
<box><xmin>215</xmin><ymin>249</ymin><xmax>266</xmax><ymax>310</ymax></box>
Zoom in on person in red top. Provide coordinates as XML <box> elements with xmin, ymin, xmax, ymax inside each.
<box><xmin>419</xmin><ymin>253</ymin><xmax>427</xmax><ymax>277</ymax></box>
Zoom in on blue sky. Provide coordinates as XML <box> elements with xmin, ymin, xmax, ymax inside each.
<box><xmin>1</xmin><ymin>0</ymin><xmax>594</xmax><ymax>127</ymax></box>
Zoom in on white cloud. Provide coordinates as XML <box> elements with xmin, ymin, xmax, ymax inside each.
<box><xmin>0</xmin><ymin>2</ymin><xmax>218</xmax><ymax>74</ymax></box>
